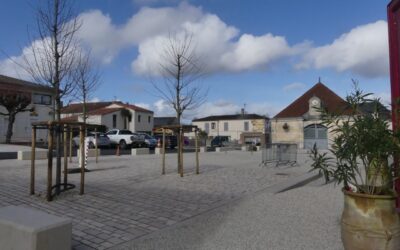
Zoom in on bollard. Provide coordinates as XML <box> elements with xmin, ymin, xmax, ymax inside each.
<box><xmin>116</xmin><ymin>145</ymin><xmax>120</xmax><ymax>156</ymax></box>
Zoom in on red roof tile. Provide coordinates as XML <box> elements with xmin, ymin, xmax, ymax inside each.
<box><xmin>61</xmin><ymin>102</ymin><xmax>113</xmax><ymax>114</ymax></box>
<box><xmin>274</xmin><ymin>82</ymin><xmax>348</xmax><ymax>118</ymax></box>
<box><xmin>60</xmin><ymin>115</ymin><xmax>78</xmax><ymax>122</ymax></box>
<box><xmin>87</xmin><ymin>107</ymin><xmax>123</xmax><ymax>116</ymax></box>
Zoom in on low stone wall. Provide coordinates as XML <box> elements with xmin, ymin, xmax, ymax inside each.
<box><xmin>131</xmin><ymin>148</ymin><xmax>149</xmax><ymax>155</ymax></box>
<box><xmin>0</xmin><ymin>206</ymin><xmax>71</xmax><ymax>250</ymax></box>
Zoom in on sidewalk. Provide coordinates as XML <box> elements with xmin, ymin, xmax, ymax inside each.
<box><xmin>115</xmin><ymin>178</ymin><xmax>343</xmax><ymax>250</ymax></box>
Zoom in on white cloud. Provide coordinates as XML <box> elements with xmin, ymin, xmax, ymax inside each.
<box><xmin>0</xmin><ymin>38</ymin><xmax>64</xmax><ymax>81</ymax></box>
<box><xmin>298</xmin><ymin>20</ymin><xmax>389</xmax><ymax>78</ymax></box>
<box><xmin>90</xmin><ymin>97</ymin><xmax>101</xmax><ymax>102</ymax></box>
<box><xmin>283</xmin><ymin>82</ymin><xmax>306</xmax><ymax>92</ymax></box>
<box><xmin>187</xmin><ymin>100</ymin><xmax>282</xmax><ymax>120</ymax></box>
<box><xmin>142</xmin><ymin>99</ymin><xmax>282</xmax><ymax>121</ymax></box>
<box><xmin>153</xmin><ymin>99</ymin><xmax>175</xmax><ymax>116</ymax></box>
<box><xmin>132</xmin><ymin>11</ymin><xmax>296</xmax><ymax>75</ymax></box>
<box><xmin>373</xmin><ymin>92</ymin><xmax>391</xmax><ymax>106</ymax></box>
<box><xmin>72</xmin><ymin>3</ymin><xmax>299</xmax><ymax>74</ymax></box>
<box><xmin>76</xmin><ymin>3</ymin><xmax>203</xmax><ymax>64</ymax></box>
<box><xmin>134</xmin><ymin>102</ymin><xmax>152</xmax><ymax>110</ymax></box>
<box><xmin>132</xmin><ymin>0</ymin><xmax>183</xmax><ymax>5</ymax></box>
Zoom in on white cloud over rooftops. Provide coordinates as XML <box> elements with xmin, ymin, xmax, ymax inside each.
<box><xmin>298</xmin><ymin>20</ymin><xmax>389</xmax><ymax>78</ymax></box>
<box><xmin>0</xmin><ymin>4</ymin><xmax>390</xmax><ymax>81</ymax></box>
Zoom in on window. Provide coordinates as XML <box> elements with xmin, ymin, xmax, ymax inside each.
<box><xmin>205</xmin><ymin>123</ymin><xmax>210</xmax><ymax>133</ymax></box>
<box><xmin>119</xmin><ymin>130</ymin><xmax>133</xmax><ymax>135</ymax></box>
<box><xmin>112</xmin><ymin>115</ymin><xmax>117</xmax><ymax>128</ymax></box>
<box><xmin>211</xmin><ymin>122</ymin><xmax>216</xmax><ymax>130</ymax></box>
<box><xmin>138</xmin><ymin>115</ymin><xmax>141</xmax><ymax>123</ymax></box>
<box><xmin>106</xmin><ymin>130</ymin><xmax>117</xmax><ymax>135</ymax></box>
<box><xmin>244</xmin><ymin>121</ymin><xmax>249</xmax><ymax>131</ymax></box>
<box><xmin>224</xmin><ymin>122</ymin><xmax>228</xmax><ymax>131</ymax></box>
<box><xmin>148</xmin><ymin>116</ymin><xmax>151</xmax><ymax>123</ymax></box>
<box><xmin>33</xmin><ymin>94</ymin><xmax>52</xmax><ymax>105</ymax></box>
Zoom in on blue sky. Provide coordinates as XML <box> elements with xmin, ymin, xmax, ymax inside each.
<box><xmin>0</xmin><ymin>0</ymin><xmax>391</xmax><ymax>120</ymax></box>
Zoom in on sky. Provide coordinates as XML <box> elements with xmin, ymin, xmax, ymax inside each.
<box><xmin>0</xmin><ymin>0</ymin><xmax>392</xmax><ymax>121</ymax></box>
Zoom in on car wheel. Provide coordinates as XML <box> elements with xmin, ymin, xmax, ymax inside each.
<box><xmin>88</xmin><ymin>142</ymin><xmax>95</xmax><ymax>149</ymax></box>
<box><xmin>119</xmin><ymin>140</ymin><xmax>127</xmax><ymax>150</ymax></box>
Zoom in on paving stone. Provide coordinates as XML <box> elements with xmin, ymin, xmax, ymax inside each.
<box><xmin>0</xmin><ymin>152</ymin><xmax>310</xmax><ymax>249</ymax></box>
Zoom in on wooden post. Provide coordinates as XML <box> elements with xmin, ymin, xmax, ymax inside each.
<box><xmin>195</xmin><ymin>129</ymin><xmax>199</xmax><ymax>175</ymax></box>
<box><xmin>69</xmin><ymin>129</ymin><xmax>73</xmax><ymax>163</ymax></box>
<box><xmin>30</xmin><ymin>126</ymin><xmax>36</xmax><ymax>195</ymax></box>
<box><xmin>47</xmin><ymin>125</ymin><xmax>54</xmax><ymax>201</ymax></box>
<box><xmin>180</xmin><ymin>127</ymin><xmax>184</xmax><ymax>177</ymax></box>
<box><xmin>162</xmin><ymin>128</ymin><xmax>166</xmax><ymax>175</ymax></box>
<box><xmin>95</xmin><ymin>127</ymin><xmax>98</xmax><ymax>163</ymax></box>
<box><xmin>79</xmin><ymin>125</ymin><xmax>85</xmax><ymax>195</ymax></box>
<box><xmin>63</xmin><ymin>125</ymin><xmax>68</xmax><ymax>188</ymax></box>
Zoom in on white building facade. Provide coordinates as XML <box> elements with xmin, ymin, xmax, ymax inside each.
<box><xmin>192</xmin><ymin>114</ymin><xmax>270</xmax><ymax>144</ymax></box>
<box><xmin>0</xmin><ymin>75</ymin><xmax>55</xmax><ymax>143</ymax></box>
<box><xmin>61</xmin><ymin>101</ymin><xmax>154</xmax><ymax>133</ymax></box>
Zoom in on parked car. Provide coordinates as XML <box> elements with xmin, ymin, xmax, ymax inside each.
<box><xmin>154</xmin><ymin>134</ymin><xmax>178</xmax><ymax>149</ymax></box>
<box><xmin>72</xmin><ymin>132</ymin><xmax>111</xmax><ymax>148</ymax></box>
<box><xmin>105</xmin><ymin>129</ymin><xmax>145</xmax><ymax>149</ymax></box>
<box><xmin>138</xmin><ymin>133</ymin><xmax>158</xmax><ymax>149</ymax></box>
<box><xmin>211</xmin><ymin>136</ymin><xmax>230</xmax><ymax>147</ymax></box>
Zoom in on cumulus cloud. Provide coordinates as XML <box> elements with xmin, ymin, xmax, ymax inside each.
<box><xmin>373</xmin><ymin>92</ymin><xmax>391</xmax><ymax>106</ymax></box>
<box><xmin>283</xmin><ymin>82</ymin><xmax>306</xmax><ymax>92</ymax></box>
<box><xmin>298</xmin><ymin>20</ymin><xmax>389</xmax><ymax>78</ymax></box>
<box><xmin>143</xmin><ymin>99</ymin><xmax>281</xmax><ymax>120</ymax></box>
<box><xmin>0</xmin><ymin>38</ymin><xmax>57</xmax><ymax>80</ymax></box>
<box><xmin>73</xmin><ymin>3</ymin><xmax>298</xmax><ymax>74</ymax></box>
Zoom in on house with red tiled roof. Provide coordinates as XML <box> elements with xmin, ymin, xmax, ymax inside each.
<box><xmin>61</xmin><ymin>101</ymin><xmax>154</xmax><ymax>133</ymax></box>
<box><xmin>271</xmin><ymin>81</ymin><xmax>375</xmax><ymax>149</ymax></box>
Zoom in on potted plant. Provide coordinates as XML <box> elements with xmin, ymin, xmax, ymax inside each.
<box><xmin>310</xmin><ymin>85</ymin><xmax>400</xmax><ymax>250</ymax></box>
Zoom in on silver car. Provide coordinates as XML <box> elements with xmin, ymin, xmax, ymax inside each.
<box><xmin>73</xmin><ymin>132</ymin><xmax>111</xmax><ymax>148</ymax></box>
<box><xmin>138</xmin><ymin>133</ymin><xmax>158</xmax><ymax>149</ymax></box>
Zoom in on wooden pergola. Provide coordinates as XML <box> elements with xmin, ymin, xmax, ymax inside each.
<box><xmin>30</xmin><ymin>121</ymin><xmax>102</xmax><ymax>201</ymax></box>
<box><xmin>159</xmin><ymin>125</ymin><xmax>200</xmax><ymax>177</ymax></box>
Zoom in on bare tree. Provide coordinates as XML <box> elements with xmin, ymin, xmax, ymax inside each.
<box><xmin>73</xmin><ymin>50</ymin><xmax>101</xmax><ymax>125</ymax></box>
<box><xmin>0</xmin><ymin>90</ymin><xmax>32</xmax><ymax>144</ymax></box>
<box><xmin>23</xmin><ymin>0</ymin><xmax>81</xmax><ymax>117</ymax></box>
<box><xmin>151</xmin><ymin>33</ymin><xmax>207</xmax><ymax>174</ymax></box>
<box><xmin>21</xmin><ymin>0</ymin><xmax>81</xmax><ymax>195</ymax></box>
<box><xmin>152</xmin><ymin>34</ymin><xmax>207</xmax><ymax>125</ymax></box>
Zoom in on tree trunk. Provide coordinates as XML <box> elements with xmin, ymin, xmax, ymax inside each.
<box><xmin>5</xmin><ymin>114</ymin><xmax>16</xmax><ymax>144</ymax></box>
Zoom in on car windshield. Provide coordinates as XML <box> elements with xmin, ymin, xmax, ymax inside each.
<box><xmin>144</xmin><ymin>134</ymin><xmax>153</xmax><ymax>139</ymax></box>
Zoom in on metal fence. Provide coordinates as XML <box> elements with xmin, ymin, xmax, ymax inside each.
<box><xmin>260</xmin><ymin>143</ymin><xmax>298</xmax><ymax>167</ymax></box>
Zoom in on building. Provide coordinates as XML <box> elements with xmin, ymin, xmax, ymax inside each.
<box><xmin>0</xmin><ymin>75</ymin><xmax>55</xmax><ymax>143</ymax></box>
<box><xmin>192</xmin><ymin>112</ymin><xmax>270</xmax><ymax>144</ymax></box>
<box><xmin>271</xmin><ymin>81</ymin><xmax>390</xmax><ymax>149</ymax></box>
<box><xmin>61</xmin><ymin>101</ymin><xmax>154</xmax><ymax>133</ymax></box>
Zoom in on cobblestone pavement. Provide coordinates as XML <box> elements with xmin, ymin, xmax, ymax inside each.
<box><xmin>0</xmin><ymin>151</ymin><xmax>310</xmax><ymax>249</ymax></box>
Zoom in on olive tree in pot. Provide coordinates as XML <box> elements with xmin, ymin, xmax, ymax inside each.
<box><xmin>310</xmin><ymin>85</ymin><xmax>400</xmax><ymax>250</ymax></box>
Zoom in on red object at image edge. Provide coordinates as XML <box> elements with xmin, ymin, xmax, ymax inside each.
<box><xmin>388</xmin><ymin>0</ymin><xmax>400</xmax><ymax>209</ymax></box>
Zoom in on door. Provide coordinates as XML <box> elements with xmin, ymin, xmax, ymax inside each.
<box><xmin>304</xmin><ymin>124</ymin><xmax>328</xmax><ymax>149</ymax></box>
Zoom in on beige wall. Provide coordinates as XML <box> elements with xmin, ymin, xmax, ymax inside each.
<box><xmin>131</xmin><ymin>111</ymin><xmax>153</xmax><ymax>133</ymax></box>
<box><xmin>192</xmin><ymin>118</ymin><xmax>267</xmax><ymax>141</ymax></box>
<box><xmin>271</xmin><ymin>117</ymin><xmax>339</xmax><ymax>149</ymax></box>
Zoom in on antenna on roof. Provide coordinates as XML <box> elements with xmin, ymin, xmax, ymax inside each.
<box><xmin>318</xmin><ymin>77</ymin><xmax>321</xmax><ymax>83</ymax></box>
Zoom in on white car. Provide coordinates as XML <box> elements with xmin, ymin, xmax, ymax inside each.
<box><xmin>105</xmin><ymin>129</ymin><xmax>145</xmax><ymax>149</ymax></box>
<box><xmin>73</xmin><ymin>132</ymin><xmax>111</xmax><ymax>148</ymax></box>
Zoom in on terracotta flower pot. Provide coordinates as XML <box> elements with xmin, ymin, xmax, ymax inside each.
<box><xmin>341</xmin><ymin>189</ymin><xmax>400</xmax><ymax>250</ymax></box>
